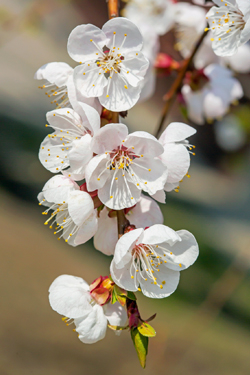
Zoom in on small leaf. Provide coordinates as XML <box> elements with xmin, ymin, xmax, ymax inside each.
<box><xmin>116</xmin><ymin>294</ymin><xmax>126</xmax><ymax>307</ymax></box>
<box><xmin>145</xmin><ymin>313</ymin><xmax>156</xmax><ymax>322</ymax></box>
<box><xmin>127</xmin><ymin>291</ymin><xmax>137</xmax><ymax>301</ymax></box>
<box><xmin>137</xmin><ymin>322</ymin><xmax>156</xmax><ymax>337</ymax></box>
<box><xmin>108</xmin><ymin>324</ymin><xmax>129</xmax><ymax>331</ymax></box>
<box><xmin>131</xmin><ymin>328</ymin><xmax>148</xmax><ymax>368</ymax></box>
<box><xmin>111</xmin><ymin>290</ymin><xmax>118</xmax><ymax>304</ymax></box>
<box><xmin>114</xmin><ymin>284</ymin><xmax>127</xmax><ymax>297</ymax></box>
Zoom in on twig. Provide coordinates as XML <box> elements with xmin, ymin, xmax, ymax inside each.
<box><xmin>155</xmin><ymin>29</ymin><xmax>207</xmax><ymax>138</ymax></box>
<box><xmin>117</xmin><ymin>210</ymin><xmax>129</xmax><ymax>236</ymax></box>
<box><xmin>108</xmin><ymin>0</ymin><xmax>119</xmax><ymax>19</ymax></box>
<box><xmin>111</xmin><ymin>111</ymin><xmax>119</xmax><ymax>123</ymax></box>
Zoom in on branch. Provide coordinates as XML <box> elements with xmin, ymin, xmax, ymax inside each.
<box><xmin>117</xmin><ymin>210</ymin><xmax>130</xmax><ymax>237</ymax></box>
<box><xmin>108</xmin><ymin>0</ymin><xmax>119</xmax><ymax>19</ymax></box>
<box><xmin>155</xmin><ymin>29</ymin><xmax>207</xmax><ymax>138</ymax></box>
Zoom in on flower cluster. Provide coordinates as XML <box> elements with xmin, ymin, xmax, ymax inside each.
<box><xmin>34</xmin><ymin>13</ymin><xmax>205</xmax><ymax>368</ymax></box>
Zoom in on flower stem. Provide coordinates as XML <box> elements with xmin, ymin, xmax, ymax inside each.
<box><xmin>155</xmin><ymin>29</ymin><xmax>208</xmax><ymax>138</ymax></box>
<box><xmin>111</xmin><ymin>111</ymin><xmax>119</xmax><ymax>123</ymax></box>
<box><xmin>108</xmin><ymin>0</ymin><xmax>119</xmax><ymax>19</ymax></box>
<box><xmin>117</xmin><ymin>210</ymin><xmax>129</xmax><ymax>237</ymax></box>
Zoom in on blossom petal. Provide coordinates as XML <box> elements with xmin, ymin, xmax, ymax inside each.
<box><xmin>110</xmin><ymin>259</ymin><xmax>139</xmax><ymax>291</ymax></box>
<box><xmin>75</xmin><ymin>304</ymin><xmax>107</xmax><ymax>344</ymax></box>
<box><xmin>67</xmin><ymin>24</ymin><xmax>107</xmax><ymax>62</ymax></box>
<box><xmin>49</xmin><ymin>274</ymin><xmax>92</xmax><ymax>319</ymax></box>
<box><xmin>160</xmin><ymin>144</ymin><xmax>190</xmax><ymax>184</ymax></box>
<box><xmin>114</xmin><ymin>228</ymin><xmax>144</xmax><ymax>268</ymax></box>
<box><xmin>103</xmin><ymin>302</ymin><xmax>127</xmax><ymax>327</ymax></box>
<box><xmin>73</xmin><ymin>211</ymin><xmax>98</xmax><ymax>246</ymax></box>
<box><xmin>91</xmin><ymin>123</ymin><xmax>128</xmax><ymax>155</ymax></box>
<box><xmin>42</xmin><ymin>175</ymin><xmax>78</xmax><ymax>204</ymax></box>
<box><xmin>99</xmin><ymin>73</ymin><xmax>141</xmax><ymax>111</ymax></box>
<box><xmin>127</xmin><ymin>195</ymin><xmax>164</xmax><ymax>228</ymax></box>
<box><xmin>74</xmin><ymin>63</ymin><xmax>107</xmax><ymax>98</ymax></box>
<box><xmin>39</xmin><ymin>133</ymin><xmax>70</xmax><ymax>173</ymax></box>
<box><xmin>34</xmin><ymin>62</ymin><xmax>73</xmax><ymax>87</ymax></box>
<box><xmin>68</xmin><ymin>190</ymin><xmax>94</xmax><ymax>226</ymax></box>
<box><xmin>124</xmin><ymin>132</ymin><xmax>164</xmax><ymax>157</ymax></box>
<box><xmin>94</xmin><ymin>207</ymin><xmax>118</xmax><ymax>256</ymax></box>
<box><xmin>120</xmin><ymin>51</ymin><xmax>149</xmax><ymax>87</ymax></box>
<box><xmin>181</xmin><ymin>85</ymin><xmax>204</xmax><ymax>125</ymax></box>
<box><xmin>76</xmin><ymin>102</ymin><xmax>101</xmax><ymax>135</ymax></box>
<box><xmin>164</xmin><ymin>182</ymin><xmax>179</xmax><ymax>192</ymax></box>
<box><xmin>46</xmin><ymin>108</ymin><xmax>82</xmax><ymax>133</ymax></box>
<box><xmin>85</xmin><ymin>154</ymin><xmax>110</xmax><ymax>192</ymax></box>
<box><xmin>159</xmin><ymin>122</ymin><xmax>196</xmax><ymax>144</ymax></box>
<box><xmin>102</xmin><ymin>17</ymin><xmax>143</xmax><ymax>54</ymax></box>
<box><xmin>141</xmin><ymin>224</ymin><xmax>181</xmax><ymax>245</ymax></box>
<box><xmin>68</xmin><ymin>134</ymin><xmax>93</xmax><ymax>179</ymax></box>
<box><xmin>150</xmin><ymin>189</ymin><xmax>166</xmax><ymax>203</ymax></box>
<box><xmin>140</xmin><ymin>268</ymin><xmax>180</xmax><ymax>298</ymax></box>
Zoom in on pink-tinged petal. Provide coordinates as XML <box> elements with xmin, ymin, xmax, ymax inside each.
<box><xmin>98</xmin><ymin>171</ymin><xmax>141</xmax><ymax>210</ymax></box>
<box><xmin>110</xmin><ymin>259</ymin><xmax>139</xmax><ymax>291</ymax></box>
<box><xmin>46</xmin><ymin>108</ymin><xmax>82</xmax><ymax>133</ymax></box>
<box><xmin>114</xmin><ymin>228</ymin><xmax>144</xmax><ymax>268</ymax></box>
<box><xmin>120</xmin><ymin>51</ymin><xmax>149</xmax><ymax>87</ymax></box>
<box><xmin>94</xmin><ymin>208</ymin><xmax>118</xmax><ymax>256</ymax></box>
<box><xmin>67</xmin><ymin>74</ymin><xmax>102</xmax><ymax>115</ymax></box>
<box><xmin>164</xmin><ymin>181</ymin><xmax>179</xmax><ymax>192</ymax></box>
<box><xmin>141</xmin><ymin>224</ymin><xmax>180</xmax><ymax>245</ymax></box>
<box><xmin>128</xmin><ymin>156</ymin><xmax>168</xmax><ymax>196</ymax></box>
<box><xmin>68</xmin><ymin>190</ymin><xmax>94</xmax><ymax>226</ymax></box>
<box><xmin>75</xmin><ymin>304</ymin><xmax>107</xmax><ymax>344</ymax></box>
<box><xmin>67</xmin><ymin>24</ymin><xmax>107</xmax><ymax>62</ymax></box>
<box><xmin>203</xmin><ymin>87</ymin><xmax>230</xmax><ymax>119</ymax></box>
<box><xmin>39</xmin><ymin>134</ymin><xmax>70</xmax><ymax>173</ymax></box>
<box><xmin>34</xmin><ymin>62</ymin><xmax>73</xmax><ymax>87</ymax></box>
<box><xmin>42</xmin><ymin>175</ymin><xmax>78</xmax><ymax>204</ymax></box>
<box><xmin>140</xmin><ymin>268</ymin><xmax>180</xmax><ymax>299</ymax></box>
<box><xmin>102</xmin><ymin>17</ymin><xmax>143</xmax><ymax>54</ymax></box>
<box><xmin>99</xmin><ymin>73</ymin><xmax>141</xmax><ymax>111</ymax></box>
<box><xmin>68</xmin><ymin>134</ymin><xmax>93</xmax><ymax>177</ymax></box>
<box><xmin>73</xmin><ymin>211</ymin><xmax>98</xmax><ymax>246</ymax></box>
<box><xmin>92</xmin><ymin>123</ymin><xmax>128</xmax><ymax>154</ymax></box>
<box><xmin>103</xmin><ymin>302</ymin><xmax>127</xmax><ymax>327</ymax></box>
<box><xmin>128</xmin><ymin>195</ymin><xmax>164</xmax><ymax>228</ymax></box>
<box><xmin>85</xmin><ymin>154</ymin><xmax>110</xmax><ymax>192</ymax></box>
<box><xmin>160</xmin><ymin>143</ymin><xmax>190</xmax><ymax>184</ymax></box>
<box><xmin>49</xmin><ymin>274</ymin><xmax>92</xmax><ymax>319</ymax></box>
<box><xmin>159</xmin><ymin>122</ymin><xmax>196</xmax><ymax>144</ymax></box>
<box><xmin>124</xmin><ymin>131</ymin><xmax>164</xmax><ymax>157</ymax></box>
<box><xmin>74</xmin><ymin>64</ymin><xmax>107</xmax><ymax>98</ymax></box>
<box><xmin>150</xmin><ymin>189</ymin><xmax>166</xmax><ymax>203</ymax></box>
<box><xmin>161</xmin><ymin>230</ymin><xmax>199</xmax><ymax>271</ymax></box>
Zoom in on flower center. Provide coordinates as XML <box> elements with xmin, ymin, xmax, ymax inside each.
<box><xmin>130</xmin><ymin>243</ymin><xmax>183</xmax><ymax>290</ymax></box>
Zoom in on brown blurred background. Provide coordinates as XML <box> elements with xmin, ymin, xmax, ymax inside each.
<box><xmin>1</xmin><ymin>0</ymin><xmax>250</xmax><ymax>374</ymax></box>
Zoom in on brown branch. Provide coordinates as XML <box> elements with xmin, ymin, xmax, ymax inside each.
<box><xmin>108</xmin><ymin>0</ymin><xmax>119</xmax><ymax>19</ymax></box>
<box><xmin>155</xmin><ymin>29</ymin><xmax>208</xmax><ymax>139</ymax></box>
<box><xmin>111</xmin><ymin>111</ymin><xmax>119</xmax><ymax>123</ymax></box>
<box><xmin>117</xmin><ymin>210</ymin><xmax>130</xmax><ymax>237</ymax></box>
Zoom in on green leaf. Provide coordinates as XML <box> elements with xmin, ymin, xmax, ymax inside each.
<box><xmin>137</xmin><ymin>322</ymin><xmax>156</xmax><ymax>337</ymax></box>
<box><xmin>111</xmin><ymin>290</ymin><xmax>118</xmax><ymax>304</ymax></box>
<box><xmin>127</xmin><ymin>291</ymin><xmax>137</xmax><ymax>301</ymax></box>
<box><xmin>116</xmin><ymin>294</ymin><xmax>126</xmax><ymax>307</ymax></box>
<box><xmin>108</xmin><ymin>324</ymin><xmax>129</xmax><ymax>331</ymax></box>
<box><xmin>131</xmin><ymin>328</ymin><xmax>148</xmax><ymax>368</ymax></box>
<box><xmin>114</xmin><ymin>284</ymin><xmax>127</xmax><ymax>297</ymax></box>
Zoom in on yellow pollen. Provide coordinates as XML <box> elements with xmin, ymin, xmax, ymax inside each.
<box><xmin>90</xmin><ymin>39</ymin><xmax>93</xmax><ymax>42</ymax></box>
<box><xmin>97</xmin><ymin>178</ymin><xmax>100</xmax><ymax>181</ymax></box>
<box><xmin>138</xmin><ymin>288</ymin><xmax>141</xmax><ymax>291</ymax></box>
<box><xmin>160</xmin><ymin>285</ymin><xmax>163</xmax><ymax>289</ymax></box>
<box><xmin>124</xmin><ymin>33</ymin><xmax>127</xmax><ymax>36</ymax></box>
<box><xmin>144</xmin><ymin>182</ymin><xmax>147</xmax><ymax>185</ymax></box>
<box><xmin>65</xmin><ymin>239</ymin><xmax>68</xmax><ymax>242</ymax></box>
<box><xmin>131</xmin><ymin>197</ymin><xmax>134</xmax><ymax>199</ymax></box>
<box><xmin>106</xmin><ymin>95</ymin><xmax>109</xmax><ymax>98</ymax></box>
<box><xmin>115</xmin><ymin>177</ymin><xmax>118</xmax><ymax>180</ymax></box>
<box><xmin>113</xmin><ymin>31</ymin><xmax>116</xmax><ymax>34</ymax></box>
<box><xmin>210</xmin><ymin>38</ymin><xmax>214</xmax><ymax>41</ymax></box>
<box><xmin>154</xmin><ymin>281</ymin><xmax>157</xmax><ymax>285</ymax></box>
<box><xmin>131</xmin><ymin>275</ymin><xmax>134</xmax><ymax>279</ymax></box>
<box><xmin>141</xmin><ymin>155</ymin><xmax>143</xmax><ymax>157</ymax></box>
<box><xmin>124</xmin><ymin>85</ymin><xmax>128</xmax><ymax>89</ymax></box>
<box><xmin>179</xmin><ymin>264</ymin><xmax>182</xmax><ymax>267</ymax></box>
<box><xmin>83</xmin><ymin>73</ymin><xmax>85</xmax><ymax>75</ymax></box>
<box><xmin>110</xmin><ymin>196</ymin><xmax>113</xmax><ymax>198</ymax></box>
<box><xmin>162</xmin><ymin>281</ymin><xmax>166</xmax><ymax>285</ymax></box>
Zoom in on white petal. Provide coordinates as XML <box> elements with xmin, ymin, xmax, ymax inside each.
<box><xmin>49</xmin><ymin>274</ymin><xmax>92</xmax><ymax>319</ymax></box>
<box><xmin>67</xmin><ymin>24</ymin><xmax>107</xmax><ymax>62</ymax></box>
<box><xmin>68</xmin><ymin>190</ymin><xmax>94</xmax><ymax>226</ymax></box>
<box><xmin>34</xmin><ymin>62</ymin><xmax>73</xmax><ymax>87</ymax></box>
<box><xmin>164</xmin><ymin>181</ymin><xmax>179</xmax><ymax>192</ymax></box>
<box><xmin>140</xmin><ymin>268</ymin><xmax>180</xmax><ymax>298</ymax></box>
<box><xmin>141</xmin><ymin>224</ymin><xmax>181</xmax><ymax>245</ymax></box>
<box><xmin>68</xmin><ymin>134</ymin><xmax>93</xmax><ymax>178</ymax></box>
<box><xmin>103</xmin><ymin>302</ymin><xmax>127</xmax><ymax>327</ymax></box>
<box><xmin>39</xmin><ymin>134</ymin><xmax>70</xmax><ymax>173</ymax></box>
<box><xmin>120</xmin><ymin>51</ymin><xmax>149</xmax><ymax>87</ymax></box>
<box><xmin>85</xmin><ymin>154</ymin><xmax>110</xmax><ymax>192</ymax></box>
<box><xmin>73</xmin><ymin>211</ymin><xmax>98</xmax><ymax>246</ymax></box>
<box><xmin>160</xmin><ymin>143</ymin><xmax>190</xmax><ymax>184</ymax></box>
<box><xmin>75</xmin><ymin>304</ymin><xmax>107</xmax><ymax>344</ymax></box>
<box><xmin>102</xmin><ymin>17</ymin><xmax>143</xmax><ymax>54</ymax></box>
<box><xmin>74</xmin><ymin>63</ymin><xmax>107</xmax><ymax>98</ymax></box>
<box><xmin>150</xmin><ymin>189</ymin><xmax>166</xmax><ymax>203</ymax></box>
<box><xmin>223</xmin><ymin>43</ymin><xmax>250</xmax><ymax>73</ymax></box>
<box><xmin>127</xmin><ymin>195</ymin><xmax>164</xmax><ymax>228</ymax></box>
<box><xmin>110</xmin><ymin>259</ymin><xmax>139</xmax><ymax>291</ymax></box>
<box><xmin>181</xmin><ymin>86</ymin><xmax>204</xmax><ymax>125</ymax></box>
<box><xmin>159</xmin><ymin>122</ymin><xmax>196</xmax><ymax>144</ymax></box>
<box><xmin>94</xmin><ymin>208</ymin><xmax>118</xmax><ymax>256</ymax></box>
<box><xmin>114</xmin><ymin>228</ymin><xmax>144</xmax><ymax>268</ymax></box>
<box><xmin>46</xmin><ymin>108</ymin><xmax>82</xmax><ymax>132</ymax></box>
<box><xmin>124</xmin><ymin>131</ymin><xmax>164</xmax><ymax>157</ymax></box>
<box><xmin>42</xmin><ymin>175</ymin><xmax>78</xmax><ymax>204</ymax></box>
<box><xmin>91</xmin><ymin>123</ymin><xmax>128</xmax><ymax>155</ymax></box>
<box><xmin>76</xmin><ymin>102</ymin><xmax>101</xmax><ymax>135</ymax></box>
<box><xmin>99</xmin><ymin>73</ymin><xmax>141</xmax><ymax>111</ymax></box>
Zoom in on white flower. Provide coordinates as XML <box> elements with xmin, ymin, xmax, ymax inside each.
<box><xmin>39</xmin><ymin>105</ymin><xmax>100</xmax><ymax>180</ymax></box>
<box><xmin>222</xmin><ymin>43</ymin><xmax>250</xmax><ymax>73</ymax></box>
<box><xmin>34</xmin><ymin>62</ymin><xmax>101</xmax><ymax>113</ymax></box>
<box><xmin>181</xmin><ymin>64</ymin><xmax>243</xmax><ymax>124</ymax></box>
<box><xmin>192</xmin><ymin>0</ymin><xmax>213</xmax><ymax>5</ymax></box>
<box><xmin>49</xmin><ymin>275</ymin><xmax>127</xmax><ymax>344</ymax></box>
<box><xmin>68</xmin><ymin>17</ymin><xmax>149</xmax><ymax>112</ymax></box>
<box><xmin>85</xmin><ymin>123</ymin><xmax>168</xmax><ymax>210</ymax></box>
<box><xmin>206</xmin><ymin>0</ymin><xmax>250</xmax><ymax>56</ymax></box>
<box><xmin>124</xmin><ymin>0</ymin><xmax>176</xmax><ymax>36</ymax></box>
<box><xmin>159</xmin><ymin>122</ymin><xmax>197</xmax><ymax>193</ymax></box>
<box><xmin>174</xmin><ymin>2</ymin><xmax>207</xmax><ymax>58</ymax></box>
<box><xmin>110</xmin><ymin>225</ymin><xmax>199</xmax><ymax>299</ymax></box>
<box><xmin>94</xmin><ymin>195</ymin><xmax>164</xmax><ymax>256</ymax></box>
<box><xmin>38</xmin><ymin>175</ymin><xmax>98</xmax><ymax>245</ymax></box>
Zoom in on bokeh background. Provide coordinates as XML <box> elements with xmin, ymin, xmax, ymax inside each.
<box><xmin>1</xmin><ymin>0</ymin><xmax>250</xmax><ymax>374</ymax></box>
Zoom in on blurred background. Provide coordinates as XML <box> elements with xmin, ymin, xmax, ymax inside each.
<box><xmin>1</xmin><ymin>0</ymin><xmax>250</xmax><ymax>374</ymax></box>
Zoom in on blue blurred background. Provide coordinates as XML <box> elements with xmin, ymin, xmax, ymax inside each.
<box><xmin>1</xmin><ymin>0</ymin><xmax>250</xmax><ymax>374</ymax></box>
